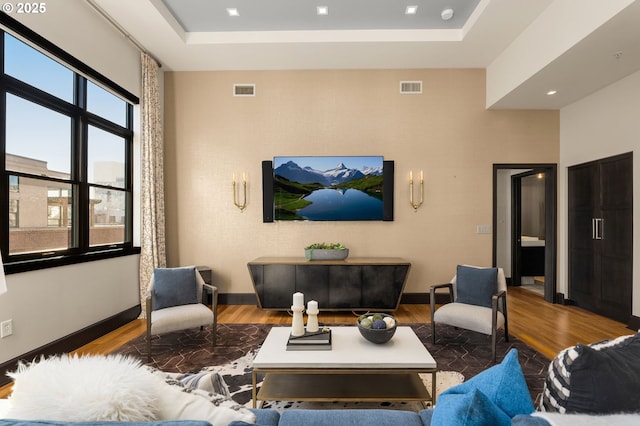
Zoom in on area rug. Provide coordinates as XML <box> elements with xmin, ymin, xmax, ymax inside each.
<box><xmin>116</xmin><ymin>323</ymin><xmax>549</xmax><ymax>405</ymax></box>
<box><xmin>170</xmin><ymin>348</ymin><xmax>464</xmax><ymax>411</ymax></box>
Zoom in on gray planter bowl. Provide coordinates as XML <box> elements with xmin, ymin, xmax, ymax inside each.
<box><xmin>305</xmin><ymin>248</ymin><xmax>349</xmax><ymax>261</ymax></box>
<box><xmin>357</xmin><ymin>313</ymin><xmax>397</xmax><ymax>344</ymax></box>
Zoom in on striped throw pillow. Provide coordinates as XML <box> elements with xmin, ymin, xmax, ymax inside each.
<box><xmin>540</xmin><ymin>333</ymin><xmax>640</xmax><ymax>414</ymax></box>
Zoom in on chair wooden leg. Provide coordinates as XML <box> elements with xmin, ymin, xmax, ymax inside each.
<box><xmin>430</xmin><ymin>288</ymin><xmax>436</xmax><ymax>344</ymax></box>
<box><xmin>212</xmin><ymin>288</ymin><xmax>218</xmax><ymax>348</ymax></box>
<box><xmin>146</xmin><ymin>328</ymin><xmax>152</xmax><ymax>363</ymax></box>
<box><xmin>503</xmin><ymin>297</ymin><xmax>509</xmax><ymax>342</ymax></box>
<box><xmin>212</xmin><ymin>322</ymin><xmax>217</xmax><ymax>348</ymax></box>
<box><xmin>146</xmin><ymin>300</ymin><xmax>153</xmax><ymax>363</ymax></box>
<box><xmin>491</xmin><ymin>328</ymin><xmax>497</xmax><ymax>363</ymax></box>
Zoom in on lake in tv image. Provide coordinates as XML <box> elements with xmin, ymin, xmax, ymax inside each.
<box><xmin>273</xmin><ymin>156</ymin><xmax>384</xmax><ymax>221</ymax></box>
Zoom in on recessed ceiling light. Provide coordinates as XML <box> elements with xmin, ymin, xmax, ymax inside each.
<box><xmin>546</xmin><ymin>90</ymin><xmax>558</xmax><ymax>96</ymax></box>
<box><xmin>441</xmin><ymin>8</ymin><xmax>454</xmax><ymax>20</ymax></box>
<box><xmin>226</xmin><ymin>8</ymin><xmax>239</xmax><ymax>17</ymax></box>
<box><xmin>317</xmin><ymin>6</ymin><xmax>328</xmax><ymax>16</ymax></box>
<box><xmin>405</xmin><ymin>5</ymin><xmax>418</xmax><ymax>15</ymax></box>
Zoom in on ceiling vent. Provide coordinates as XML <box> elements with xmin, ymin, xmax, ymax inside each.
<box><xmin>400</xmin><ymin>81</ymin><xmax>422</xmax><ymax>94</ymax></box>
<box><xmin>233</xmin><ymin>84</ymin><xmax>256</xmax><ymax>96</ymax></box>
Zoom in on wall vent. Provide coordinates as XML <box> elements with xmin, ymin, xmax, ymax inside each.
<box><xmin>400</xmin><ymin>81</ymin><xmax>422</xmax><ymax>94</ymax></box>
<box><xmin>233</xmin><ymin>84</ymin><xmax>256</xmax><ymax>96</ymax></box>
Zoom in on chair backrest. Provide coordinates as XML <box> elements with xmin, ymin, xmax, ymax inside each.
<box><xmin>450</xmin><ymin>265</ymin><xmax>507</xmax><ymax>310</ymax></box>
<box><xmin>147</xmin><ymin>267</ymin><xmax>205</xmax><ymax>310</ymax></box>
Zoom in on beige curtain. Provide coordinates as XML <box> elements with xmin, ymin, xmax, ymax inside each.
<box><xmin>139</xmin><ymin>52</ymin><xmax>166</xmax><ymax>317</ymax></box>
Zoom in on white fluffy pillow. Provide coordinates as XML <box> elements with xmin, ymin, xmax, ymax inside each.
<box><xmin>6</xmin><ymin>354</ymin><xmax>161</xmax><ymax>421</ymax></box>
<box><xmin>6</xmin><ymin>353</ymin><xmax>256</xmax><ymax>426</ymax></box>
<box><xmin>156</xmin><ymin>383</ymin><xmax>256</xmax><ymax>425</ymax></box>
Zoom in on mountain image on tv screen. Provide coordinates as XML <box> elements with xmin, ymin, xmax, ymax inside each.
<box><xmin>273</xmin><ymin>156</ymin><xmax>384</xmax><ymax>221</ymax></box>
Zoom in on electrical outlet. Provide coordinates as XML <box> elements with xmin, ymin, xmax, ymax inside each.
<box><xmin>1</xmin><ymin>320</ymin><xmax>13</xmax><ymax>338</ymax></box>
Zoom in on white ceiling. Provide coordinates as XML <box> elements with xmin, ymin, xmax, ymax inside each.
<box><xmin>160</xmin><ymin>0</ymin><xmax>482</xmax><ymax>32</ymax></box>
<box><xmin>92</xmin><ymin>0</ymin><xmax>640</xmax><ymax>109</ymax></box>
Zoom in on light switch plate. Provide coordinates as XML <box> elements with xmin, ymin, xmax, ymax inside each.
<box><xmin>476</xmin><ymin>225</ymin><xmax>491</xmax><ymax>234</ymax></box>
<box><xmin>1</xmin><ymin>320</ymin><xmax>12</xmax><ymax>338</ymax></box>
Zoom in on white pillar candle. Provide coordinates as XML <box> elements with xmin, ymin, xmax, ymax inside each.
<box><xmin>306</xmin><ymin>300</ymin><xmax>319</xmax><ymax>332</ymax></box>
<box><xmin>293</xmin><ymin>292</ymin><xmax>304</xmax><ymax>309</ymax></box>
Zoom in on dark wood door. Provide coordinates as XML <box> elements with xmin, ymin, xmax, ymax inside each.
<box><xmin>568</xmin><ymin>153</ymin><xmax>633</xmax><ymax>323</ymax></box>
<box><xmin>568</xmin><ymin>162</ymin><xmax>598</xmax><ymax>310</ymax></box>
<box><xmin>598</xmin><ymin>155</ymin><xmax>633</xmax><ymax>321</ymax></box>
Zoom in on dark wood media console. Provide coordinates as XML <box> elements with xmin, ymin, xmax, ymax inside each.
<box><xmin>247</xmin><ymin>257</ymin><xmax>411</xmax><ymax>311</ymax></box>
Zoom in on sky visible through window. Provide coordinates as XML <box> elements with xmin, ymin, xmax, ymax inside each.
<box><xmin>4</xmin><ymin>33</ymin><xmax>127</xmax><ymax>180</ymax></box>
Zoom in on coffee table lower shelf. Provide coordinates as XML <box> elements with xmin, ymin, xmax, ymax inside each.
<box><xmin>253</xmin><ymin>371</ymin><xmax>435</xmax><ymax>408</ymax></box>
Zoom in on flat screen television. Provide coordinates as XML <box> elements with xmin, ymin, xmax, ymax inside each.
<box><xmin>262</xmin><ymin>156</ymin><xmax>394</xmax><ymax>222</ymax></box>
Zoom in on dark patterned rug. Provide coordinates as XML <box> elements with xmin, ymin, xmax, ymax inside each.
<box><xmin>115</xmin><ymin>323</ymin><xmax>549</xmax><ymax>403</ymax></box>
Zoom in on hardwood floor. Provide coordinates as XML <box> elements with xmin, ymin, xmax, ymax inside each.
<box><xmin>0</xmin><ymin>287</ymin><xmax>633</xmax><ymax>398</ymax></box>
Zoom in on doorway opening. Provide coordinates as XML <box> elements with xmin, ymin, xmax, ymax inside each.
<box><xmin>493</xmin><ymin>164</ymin><xmax>557</xmax><ymax>303</ymax></box>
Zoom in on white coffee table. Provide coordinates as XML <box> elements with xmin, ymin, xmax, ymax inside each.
<box><xmin>251</xmin><ymin>326</ymin><xmax>437</xmax><ymax>409</ymax></box>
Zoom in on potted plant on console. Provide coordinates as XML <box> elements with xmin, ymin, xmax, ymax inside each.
<box><xmin>304</xmin><ymin>242</ymin><xmax>349</xmax><ymax>261</ymax></box>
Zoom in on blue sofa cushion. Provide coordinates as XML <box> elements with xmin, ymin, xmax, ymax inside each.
<box><xmin>418</xmin><ymin>409</ymin><xmax>433</xmax><ymax>425</ymax></box>
<box><xmin>0</xmin><ymin>422</ymin><xmax>212</xmax><ymax>426</ymax></box>
<box><xmin>250</xmin><ymin>409</ymin><xmax>280</xmax><ymax>426</ymax></box>
<box><xmin>278</xmin><ymin>409</ymin><xmax>424</xmax><ymax>426</ymax></box>
<box><xmin>431</xmin><ymin>388</ymin><xmax>511</xmax><ymax>426</ymax></box>
<box><xmin>455</xmin><ymin>265</ymin><xmax>498</xmax><ymax>308</ymax></box>
<box><xmin>153</xmin><ymin>267</ymin><xmax>198</xmax><ymax>310</ymax></box>
<box><xmin>511</xmin><ymin>415</ymin><xmax>552</xmax><ymax>426</ymax></box>
<box><xmin>434</xmin><ymin>348</ymin><xmax>534</xmax><ymax>421</ymax></box>
<box><xmin>228</xmin><ymin>409</ymin><xmax>280</xmax><ymax>426</ymax></box>
<box><xmin>540</xmin><ymin>333</ymin><xmax>640</xmax><ymax>414</ymax></box>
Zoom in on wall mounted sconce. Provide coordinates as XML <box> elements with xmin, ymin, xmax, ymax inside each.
<box><xmin>232</xmin><ymin>172</ymin><xmax>247</xmax><ymax>212</ymax></box>
<box><xmin>409</xmin><ymin>170</ymin><xmax>424</xmax><ymax>211</ymax></box>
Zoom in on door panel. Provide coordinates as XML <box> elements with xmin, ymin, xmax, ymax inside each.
<box><xmin>263</xmin><ymin>265</ymin><xmax>296</xmax><ymax>308</ymax></box>
<box><xmin>568</xmin><ymin>163</ymin><xmax>598</xmax><ymax>308</ymax></box>
<box><xmin>601</xmin><ymin>157</ymin><xmax>633</xmax><ymax>207</ymax></box>
<box><xmin>601</xmin><ymin>209</ymin><xmax>633</xmax><ymax>256</ymax></box>
<box><xmin>361</xmin><ymin>265</ymin><xmax>396</xmax><ymax>309</ymax></box>
<box><xmin>568</xmin><ymin>153</ymin><xmax>632</xmax><ymax>324</ymax></box>
<box><xmin>296</xmin><ymin>265</ymin><xmax>330</xmax><ymax>306</ymax></box>
<box><xmin>329</xmin><ymin>265</ymin><xmax>362</xmax><ymax>308</ymax></box>
<box><xmin>599</xmin><ymin>256</ymin><xmax>632</xmax><ymax>322</ymax></box>
<box><xmin>568</xmin><ymin>165</ymin><xmax>597</xmax><ymax>210</ymax></box>
<box><xmin>569</xmin><ymin>249</ymin><xmax>595</xmax><ymax>302</ymax></box>
<box><xmin>569</xmin><ymin>211</ymin><xmax>595</xmax><ymax>249</ymax></box>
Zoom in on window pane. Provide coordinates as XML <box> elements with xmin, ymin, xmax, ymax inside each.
<box><xmin>87</xmin><ymin>81</ymin><xmax>126</xmax><ymax>126</ymax></box>
<box><xmin>88</xmin><ymin>125</ymin><xmax>125</xmax><ymax>188</ymax></box>
<box><xmin>9</xmin><ymin>175</ymin><xmax>19</xmax><ymax>192</ymax></box>
<box><xmin>9</xmin><ymin>199</ymin><xmax>19</xmax><ymax>228</ymax></box>
<box><xmin>5</xmin><ymin>94</ymin><xmax>72</xmax><ymax>175</ymax></box>
<box><xmin>4</xmin><ymin>34</ymin><xmax>74</xmax><ymax>103</ymax></box>
<box><xmin>9</xmin><ymin>177</ymin><xmax>75</xmax><ymax>255</ymax></box>
<box><xmin>90</xmin><ymin>186</ymin><xmax>126</xmax><ymax>246</ymax></box>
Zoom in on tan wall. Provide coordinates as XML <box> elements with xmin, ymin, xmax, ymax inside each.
<box><xmin>163</xmin><ymin>69</ymin><xmax>559</xmax><ymax>296</ymax></box>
